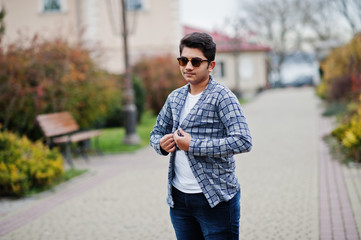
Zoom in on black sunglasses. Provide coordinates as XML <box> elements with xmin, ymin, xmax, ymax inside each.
<box><xmin>177</xmin><ymin>56</ymin><xmax>210</xmax><ymax>67</ymax></box>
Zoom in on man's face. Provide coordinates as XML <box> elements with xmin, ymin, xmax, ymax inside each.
<box><xmin>179</xmin><ymin>47</ymin><xmax>215</xmax><ymax>88</ymax></box>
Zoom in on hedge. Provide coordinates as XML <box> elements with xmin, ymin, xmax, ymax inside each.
<box><xmin>0</xmin><ymin>130</ymin><xmax>64</xmax><ymax>196</ymax></box>
<box><xmin>0</xmin><ymin>34</ymin><xmax>122</xmax><ymax>140</ymax></box>
<box><xmin>318</xmin><ymin>34</ymin><xmax>361</xmax><ymax>162</ymax></box>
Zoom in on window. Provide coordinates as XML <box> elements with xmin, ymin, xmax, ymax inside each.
<box><xmin>213</xmin><ymin>61</ymin><xmax>225</xmax><ymax>78</ymax></box>
<box><xmin>42</xmin><ymin>0</ymin><xmax>64</xmax><ymax>13</ymax></box>
<box><xmin>126</xmin><ymin>0</ymin><xmax>143</xmax><ymax>11</ymax></box>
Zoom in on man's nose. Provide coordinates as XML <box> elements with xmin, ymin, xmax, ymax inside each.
<box><xmin>185</xmin><ymin>60</ymin><xmax>194</xmax><ymax>69</ymax></box>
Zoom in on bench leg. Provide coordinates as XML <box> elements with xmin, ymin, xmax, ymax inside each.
<box><xmin>78</xmin><ymin>140</ymin><xmax>90</xmax><ymax>163</ymax></box>
<box><xmin>65</xmin><ymin>142</ymin><xmax>74</xmax><ymax>167</ymax></box>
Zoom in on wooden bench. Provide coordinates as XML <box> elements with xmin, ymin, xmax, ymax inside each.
<box><xmin>37</xmin><ymin>112</ymin><xmax>101</xmax><ymax>167</ymax></box>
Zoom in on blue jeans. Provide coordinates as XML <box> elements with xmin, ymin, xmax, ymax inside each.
<box><xmin>170</xmin><ymin>186</ymin><xmax>241</xmax><ymax>240</ymax></box>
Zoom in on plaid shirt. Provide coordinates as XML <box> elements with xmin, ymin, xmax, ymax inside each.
<box><xmin>150</xmin><ymin>76</ymin><xmax>252</xmax><ymax>208</ymax></box>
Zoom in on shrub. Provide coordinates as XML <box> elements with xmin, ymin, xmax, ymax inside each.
<box><xmin>103</xmin><ymin>75</ymin><xmax>145</xmax><ymax>127</ymax></box>
<box><xmin>317</xmin><ymin>34</ymin><xmax>361</xmax><ymax>101</ymax></box>
<box><xmin>331</xmin><ymin>94</ymin><xmax>361</xmax><ymax>162</ymax></box>
<box><xmin>0</xmin><ymin>33</ymin><xmax>122</xmax><ymax>140</ymax></box>
<box><xmin>318</xmin><ymin>34</ymin><xmax>361</xmax><ymax>163</ymax></box>
<box><xmin>132</xmin><ymin>55</ymin><xmax>184</xmax><ymax>114</ymax></box>
<box><xmin>0</xmin><ymin>130</ymin><xmax>64</xmax><ymax>196</ymax></box>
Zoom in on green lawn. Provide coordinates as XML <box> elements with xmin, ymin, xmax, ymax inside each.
<box><xmin>92</xmin><ymin>111</ymin><xmax>157</xmax><ymax>153</ymax></box>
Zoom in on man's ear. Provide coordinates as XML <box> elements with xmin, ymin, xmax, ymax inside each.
<box><xmin>208</xmin><ymin>61</ymin><xmax>216</xmax><ymax>72</ymax></box>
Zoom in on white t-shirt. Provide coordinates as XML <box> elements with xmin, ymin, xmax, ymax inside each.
<box><xmin>172</xmin><ymin>91</ymin><xmax>203</xmax><ymax>193</ymax></box>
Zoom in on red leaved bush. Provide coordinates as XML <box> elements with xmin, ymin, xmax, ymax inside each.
<box><xmin>133</xmin><ymin>55</ymin><xmax>184</xmax><ymax>114</ymax></box>
<box><xmin>0</xmin><ymin>34</ymin><xmax>121</xmax><ymax>140</ymax></box>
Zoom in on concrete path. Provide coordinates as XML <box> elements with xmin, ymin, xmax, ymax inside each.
<box><xmin>0</xmin><ymin>87</ymin><xmax>360</xmax><ymax>239</ymax></box>
<box><xmin>237</xmin><ymin>88</ymin><xmax>319</xmax><ymax>239</ymax></box>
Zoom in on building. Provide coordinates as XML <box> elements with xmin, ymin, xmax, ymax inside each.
<box><xmin>0</xmin><ymin>0</ymin><xmax>270</xmax><ymax>97</ymax></box>
<box><xmin>184</xmin><ymin>26</ymin><xmax>271</xmax><ymax>98</ymax></box>
<box><xmin>0</xmin><ymin>0</ymin><xmax>181</xmax><ymax>73</ymax></box>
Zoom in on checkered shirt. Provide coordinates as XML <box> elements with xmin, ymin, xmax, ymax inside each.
<box><xmin>150</xmin><ymin>76</ymin><xmax>252</xmax><ymax>208</ymax></box>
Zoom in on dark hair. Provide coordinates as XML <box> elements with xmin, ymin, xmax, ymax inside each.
<box><xmin>179</xmin><ymin>32</ymin><xmax>216</xmax><ymax>61</ymax></box>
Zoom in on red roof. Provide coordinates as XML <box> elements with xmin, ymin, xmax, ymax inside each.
<box><xmin>183</xmin><ymin>25</ymin><xmax>271</xmax><ymax>53</ymax></box>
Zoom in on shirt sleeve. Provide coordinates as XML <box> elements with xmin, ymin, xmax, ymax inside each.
<box><xmin>188</xmin><ymin>92</ymin><xmax>252</xmax><ymax>158</ymax></box>
<box><xmin>150</xmin><ymin>97</ymin><xmax>174</xmax><ymax>156</ymax></box>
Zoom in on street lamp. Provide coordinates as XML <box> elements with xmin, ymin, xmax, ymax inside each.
<box><xmin>121</xmin><ymin>0</ymin><xmax>140</xmax><ymax>145</ymax></box>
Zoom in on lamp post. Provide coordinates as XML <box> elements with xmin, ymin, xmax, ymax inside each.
<box><xmin>121</xmin><ymin>0</ymin><xmax>140</xmax><ymax>145</ymax></box>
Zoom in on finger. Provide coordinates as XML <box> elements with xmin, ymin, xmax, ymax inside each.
<box><xmin>160</xmin><ymin>134</ymin><xmax>173</xmax><ymax>145</ymax></box>
<box><xmin>178</xmin><ymin>128</ymin><xmax>187</xmax><ymax>137</ymax></box>
<box><xmin>165</xmin><ymin>134</ymin><xmax>175</xmax><ymax>143</ymax></box>
<box><xmin>165</xmin><ymin>139</ymin><xmax>175</xmax><ymax>148</ymax></box>
<box><xmin>173</xmin><ymin>131</ymin><xmax>180</xmax><ymax>140</ymax></box>
<box><xmin>166</xmin><ymin>143</ymin><xmax>177</xmax><ymax>152</ymax></box>
<box><xmin>164</xmin><ymin>135</ymin><xmax>175</xmax><ymax>145</ymax></box>
<box><xmin>161</xmin><ymin>134</ymin><xmax>173</xmax><ymax>141</ymax></box>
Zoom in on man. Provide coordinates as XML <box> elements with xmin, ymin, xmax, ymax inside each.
<box><xmin>150</xmin><ymin>32</ymin><xmax>252</xmax><ymax>240</ymax></box>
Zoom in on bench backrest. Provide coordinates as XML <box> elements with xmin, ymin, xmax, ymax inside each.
<box><xmin>37</xmin><ymin>112</ymin><xmax>79</xmax><ymax>137</ymax></box>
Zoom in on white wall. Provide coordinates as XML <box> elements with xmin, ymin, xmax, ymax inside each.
<box><xmin>1</xmin><ymin>0</ymin><xmax>182</xmax><ymax>73</ymax></box>
<box><xmin>214</xmin><ymin>51</ymin><xmax>268</xmax><ymax>97</ymax></box>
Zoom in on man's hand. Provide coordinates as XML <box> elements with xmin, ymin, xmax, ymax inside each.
<box><xmin>160</xmin><ymin>133</ymin><xmax>176</xmax><ymax>153</ymax></box>
<box><xmin>173</xmin><ymin>128</ymin><xmax>191</xmax><ymax>151</ymax></box>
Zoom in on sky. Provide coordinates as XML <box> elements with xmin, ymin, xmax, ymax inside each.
<box><xmin>178</xmin><ymin>0</ymin><xmax>322</xmax><ymax>84</ymax></box>
<box><xmin>179</xmin><ymin>0</ymin><xmax>240</xmax><ymax>32</ymax></box>
<box><xmin>178</xmin><ymin>0</ymin><xmax>354</xmax><ymax>43</ymax></box>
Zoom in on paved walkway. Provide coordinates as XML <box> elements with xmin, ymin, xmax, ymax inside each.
<box><xmin>319</xmin><ymin>114</ymin><xmax>360</xmax><ymax>239</ymax></box>
<box><xmin>0</xmin><ymin>87</ymin><xmax>360</xmax><ymax>239</ymax></box>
